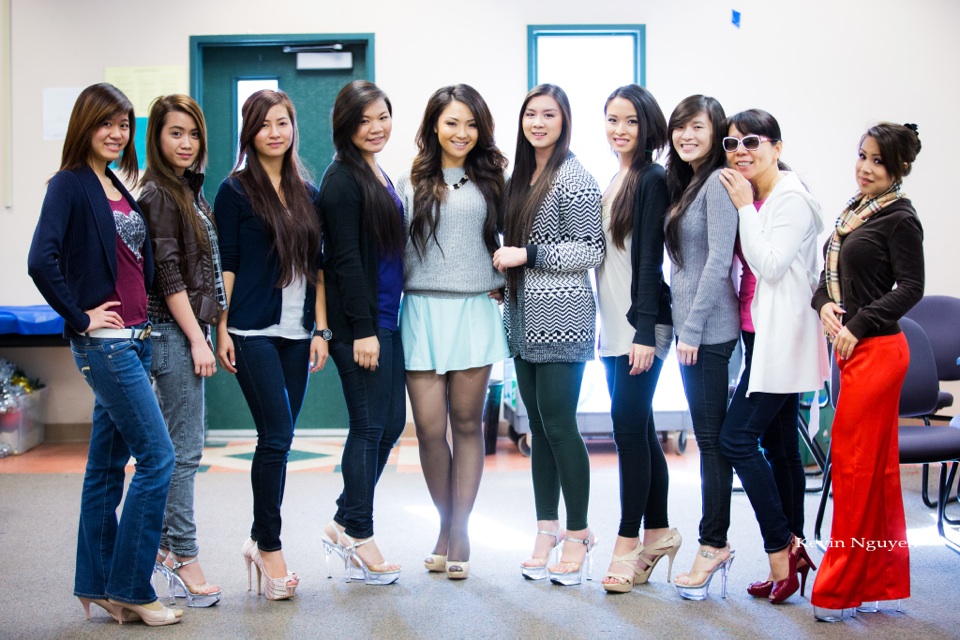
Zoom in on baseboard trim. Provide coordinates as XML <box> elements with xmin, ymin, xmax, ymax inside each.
<box><xmin>43</xmin><ymin>423</ymin><xmax>92</xmax><ymax>443</ymax></box>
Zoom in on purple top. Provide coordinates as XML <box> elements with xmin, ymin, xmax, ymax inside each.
<box><xmin>377</xmin><ymin>177</ymin><xmax>404</xmax><ymax>331</ymax></box>
<box><xmin>107</xmin><ymin>196</ymin><xmax>147</xmax><ymax>326</ymax></box>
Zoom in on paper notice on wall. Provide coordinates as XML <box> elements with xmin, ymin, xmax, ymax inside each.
<box><xmin>104</xmin><ymin>66</ymin><xmax>188</xmax><ymax>116</ymax></box>
<box><xmin>42</xmin><ymin>87</ymin><xmax>84</xmax><ymax>140</ymax></box>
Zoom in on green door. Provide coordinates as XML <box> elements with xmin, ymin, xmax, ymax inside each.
<box><xmin>192</xmin><ymin>34</ymin><xmax>374</xmax><ymax>432</ymax></box>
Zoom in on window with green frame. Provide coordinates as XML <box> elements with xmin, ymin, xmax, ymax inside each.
<box><xmin>527</xmin><ymin>25</ymin><xmax>646</xmax><ymax>182</ymax></box>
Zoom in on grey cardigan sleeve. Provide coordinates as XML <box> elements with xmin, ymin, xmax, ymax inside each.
<box><xmin>677</xmin><ymin>172</ymin><xmax>739</xmax><ymax>347</ymax></box>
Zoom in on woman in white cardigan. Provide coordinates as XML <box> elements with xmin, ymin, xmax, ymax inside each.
<box><xmin>717</xmin><ymin>109</ymin><xmax>829</xmax><ymax>605</ymax></box>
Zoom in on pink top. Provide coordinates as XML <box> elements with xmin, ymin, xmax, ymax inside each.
<box><xmin>735</xmin><ymin>198</ymin><xmax>765</xmax><ymax>332</ymax></box>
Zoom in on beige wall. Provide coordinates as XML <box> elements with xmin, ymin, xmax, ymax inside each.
<box><xmin>3</xmin><ymin>0</ymin><xmax>959</xmax><ymax>424</ymax></box>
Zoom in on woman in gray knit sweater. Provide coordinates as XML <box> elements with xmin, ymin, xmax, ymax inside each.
<box><xmin>663</xmin><ymin>95</ymin><xmax>740</xmax><ymax>600</ymax></box>
<box><xmin>396</xmin><ymin>85</ymin><xmax>509</xmax><ymax>580</ymax></box>
<box><xmin>494</xmin><ymin>84</ymin><xmax>604</xmax><ymax>586</ymax></box>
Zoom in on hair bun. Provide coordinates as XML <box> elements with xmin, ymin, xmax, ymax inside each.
<box><xmin>904</xmin><ymin>123</ymin><xmax>919</xmax><ymax>134</ymax></box>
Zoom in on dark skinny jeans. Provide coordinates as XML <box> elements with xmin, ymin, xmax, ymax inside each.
<box><xmin>720</xmin><ymin>331</ymin><xmax>804</xmax><ymax>552</ymax></box>
<box><xmin>678</xmin><ymin>338</ymin><xmax>737</xmax><ymax>549</ymax></box>
<box><xmin>233</xmin><ymin>335</ymin><xmax>310</xmax><ymax>552</ymax></box>
<box><xmin>330</xmin><ymin>328</ymin><xmax>406</xmax><ymax>539</ymax></box>
<box><xmin>603</xmin><ymin>354</ymin><xmax>670</xmax><ymax>538</ymax></box>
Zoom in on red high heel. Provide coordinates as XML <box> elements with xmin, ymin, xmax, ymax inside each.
<box><xmin>768</xmin><ymin>537</ymin><xmax>801</xmax><ymax>604</ymax></box>
<box><xmin>795</xmin><ymin>542</ymin><xmax>818</xmax><ymax>597</ymax></box>
<box><xmin>749</xmin><ymin>543</ymin><xmax>818</xmax><ymax>599</ymax></box>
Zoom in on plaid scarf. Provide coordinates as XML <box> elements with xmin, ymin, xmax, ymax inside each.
<box><xmin>824</xmin><ymin>184</ymin><xmax>904</xmax><ymax>305</ymax></box>
<box><xmin>195</xmin><ymin>202</ymin><xmax>228</xmax><ymax>312</ymax></box>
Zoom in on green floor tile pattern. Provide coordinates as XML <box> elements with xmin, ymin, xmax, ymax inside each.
<box><xmin>226</xmin><ymin>449</ymin><xmax>335</xmax><ymax>463</ymax></box>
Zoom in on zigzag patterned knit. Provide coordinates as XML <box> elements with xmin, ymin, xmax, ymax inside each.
<box><xmin>504</xmin><ymin>153</ymin><xmax>604</xmax><ymax>363</ymax></box>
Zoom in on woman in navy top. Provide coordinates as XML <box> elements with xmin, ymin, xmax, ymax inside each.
<box><xmin>27</xmin><ymin>83</ymin><xmax>180</xmax><ymax>626</ymax></box>
<box><xmin>319</xmin><ymin>80</ymin><xmax>405</xmax><ymax>585</ymax></box>
<box><xmin>214</xmin><ymin>89</ymin><xmax>326</xmax><ymax>601</ymax></box>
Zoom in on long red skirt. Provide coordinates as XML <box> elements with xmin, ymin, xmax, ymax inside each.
<box><xmin>811</xmin><ymin>332</ymin><xmax>911</xmax><ymax>609</ymax></box>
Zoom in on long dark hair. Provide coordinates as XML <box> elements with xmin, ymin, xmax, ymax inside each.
<box><xmin>330</xmin><ymin>80</ymin><xmax>403</xmax><ymax>254</ymax></box>
<box><xmin>605</xmin><ymin>84</ymin><xmax>668</xmax><ymax>250</ymax></box>
<box><xmin>725</xmin><ymin>109</ymin><xmax>789</xmax><ymax>173</ymax></box>
<box><xmin>861</xmin><ymin>122</ymin><xmax>922</xmax><ymax>184</ymax></box>
<box><xmin>504</xmin><ymin>84</ymin><xmax>572</xmax><ymax>256</ymax></box>
<box><xmin>664</xmin><ymin>95</ymin><xmax>726</xmax><ymax>269</ymax></box>
<box><xmin>60</xmin><ymin>83</ymin><xmax>138</xmax><ymax>182</ymax></box>
<box><xmin>230</xmin><ymin>89</ymin><xmax>320</xmax><ymax>288</ymax></box>
<box><xmin>140</xmin><ymin>94</ymin><xmax>212</xmax><ymax>252</ymax></box>
<box><xmin>409</xmin><ymin>84</ymin><xmax>507</xmax><ymax>259</ymax></box>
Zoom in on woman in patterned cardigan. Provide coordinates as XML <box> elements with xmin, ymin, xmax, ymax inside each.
<box><xmin>494</xmin><ymin>84</ymin><xmax>604</xmax><ymax>586</ymax></box>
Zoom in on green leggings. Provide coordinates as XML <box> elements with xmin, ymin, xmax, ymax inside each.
<box><xmin>514</xmin><ymin>357</ymin><xmax>589</xmax><ymax>530</ymax></box>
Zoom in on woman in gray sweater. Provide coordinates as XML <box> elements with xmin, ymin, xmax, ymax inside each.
<box><xmin>663</xmin><ymin>95</ymin><xmax>740</xmax><ymax>600</ymax></box>
<box><xmin>494</xmin><ymin>84</ymin><xmax>603</xmax><ymax>586</ymax></box>
<box><xmin>397</xmin><ymin>85</ymin><xmax>509</xmax><ymax>580</ymax></box>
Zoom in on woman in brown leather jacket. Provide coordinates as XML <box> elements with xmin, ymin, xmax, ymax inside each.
<box><xmin>139</xmin><ymin>94</ymin><xmax>224</xmax><ymax>607</ymax></box>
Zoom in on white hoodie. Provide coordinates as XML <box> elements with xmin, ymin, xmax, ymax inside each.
<box><xmin>738</xmin><ymin>172</ymin><xmax>830</xmax><ymax>395</ymax></box>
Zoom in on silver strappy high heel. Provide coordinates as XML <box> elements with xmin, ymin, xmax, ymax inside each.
<box><xmin>521</xmin><ymin>528</ymin><xmax>565</xmax><ymax>580</ymax></box>
<box><xmin>165</xmin><ymin>556</ymin><xmax>221</xmax><ymax>607</ymax></box>
<box><xmin>548</xmin><ymin>533</ymin><xmax>598</xmax><ymax>586</ymax></box>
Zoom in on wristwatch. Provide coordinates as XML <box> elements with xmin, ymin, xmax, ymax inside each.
<box><xmin>313</xmin><ymin>328</ymin><xmax>333</xmax><ymax>341</ymax></box>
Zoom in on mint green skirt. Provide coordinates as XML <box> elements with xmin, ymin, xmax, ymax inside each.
<box><xmin>400</xmin><ymin>293</ymin><xmax>510</xmax><ymax>374</ymax></box>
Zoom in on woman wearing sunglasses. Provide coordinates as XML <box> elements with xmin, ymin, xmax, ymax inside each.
<box><xmin>810</xmin><ymin>123</ymin><xmax>923</xmax><ymax>622</ymax></box>
<box><xmin>664</xmin><ymin>95</ymin><xmax>740</xmax><ymax>601</ymax></box>
<box><xmin>717</xmin><ymin>109</ymin><xmax>829</xmax><ymax>605</ymax></box>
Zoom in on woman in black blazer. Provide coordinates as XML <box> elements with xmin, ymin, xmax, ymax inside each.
<box><xmin>28</xmin><ymin>83</ymin><xmax>179</xmax><ymax>626</ymax></box>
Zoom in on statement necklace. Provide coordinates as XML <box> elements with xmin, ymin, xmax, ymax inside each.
<box><xmin>445</xmin><ymin>175</ymin><xmax>469</xmax><ymax>191</ymax></box>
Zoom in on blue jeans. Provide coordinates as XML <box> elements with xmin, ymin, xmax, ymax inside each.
<box><xmin>720</xmin><ymin>331</ymin><xmax>801</xmax><ymax>552</ymax></box>
<box><xmin>71</xmin><ymin>332</ymin><xmax>175</xmax><ymax>604</ymax></box>
<box><xmin>330</xmin><ymin>328</ymin><xmax>405</xmax><ymax>539</ymax></box>
<box><xmin>150</xmin><ymin>322</ymin><xmax>206</xmax><ymax>557</ymax></box>
<box><xmin>603</xmin><ymin>354</ymin><xmax>670</xmax><ymax>538</ymax></box>
<box><xmin>232</xmin><ymin>334</ymin><xmax>310</xmax><ymax>552</ymax></box>
<box><xmin>678</xmin><ymin>338</ymin><xmax>737</xmax><ymax>549</ymax></box>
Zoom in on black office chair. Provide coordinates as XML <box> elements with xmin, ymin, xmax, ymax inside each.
<box><xmin>813</xmin><ymin>317</ymin><xmax>960</xmax><ymax>555</ymax></box>
<box><xmin>945</xmin><ymin>415</ymin><xmax>960</xmax><ymax>527</ymax></box>
<box><xmin>904</xmin><ymin>295</ymin><xmax>960</xmax><ymax>507</ymax></box>
<box><xmin>905</xmin><ymin>295</ymin><xmax>960</xmax><ymax>416</ymax></box>
<box><xmin>796</xmin><ymin>387</ymin><xmax>829</xmax><ymax>492</ymax></box>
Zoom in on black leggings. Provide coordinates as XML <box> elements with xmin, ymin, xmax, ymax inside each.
<box><xmin>514</xmin><ymin>357</ymin><xmax>590</xmax><ymax>531</ymax></box>
<box><xmin>603</xmin><ymin>354</ymin><xmax>670</xmax><ymax>538</ymax></box>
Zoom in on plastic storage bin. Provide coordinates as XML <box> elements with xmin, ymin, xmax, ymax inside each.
<box><xmin>0</xmin><ymin>388</ymin><xmax>47</xmax><ymax>455</ymax></box>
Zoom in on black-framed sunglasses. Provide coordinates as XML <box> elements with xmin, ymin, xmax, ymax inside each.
<box><xmin>722</xmin><ymin>135</ymin><xmax>778</xmax><ymax>153</ymax></box>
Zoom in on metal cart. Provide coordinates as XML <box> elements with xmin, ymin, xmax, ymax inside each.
<box><xmin>502</xmin><ymin>356</ymin><xmax>693</xmax><ymax>456</ymax></box>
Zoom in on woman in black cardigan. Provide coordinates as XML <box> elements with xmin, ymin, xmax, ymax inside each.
<box><xmin>318</xmin><ymin>80</ymin><xmax>405</xmax><ymax>585</ymax></box>
<box><xmin>594</xmin><ymin>85</ymin><xmax>680</xmax><ymax>593</ymax></box>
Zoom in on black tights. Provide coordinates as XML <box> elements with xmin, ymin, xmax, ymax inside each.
<box><xmin>407</xmin><ymin>365</ymin><xmax>491</xmax><ymax>562</ymax></box>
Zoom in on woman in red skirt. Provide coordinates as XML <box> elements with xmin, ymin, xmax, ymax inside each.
<box><xmin>811</xmin><ymin>122</ymin><xmax>923</xmax><ymax>622</ymax></box>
